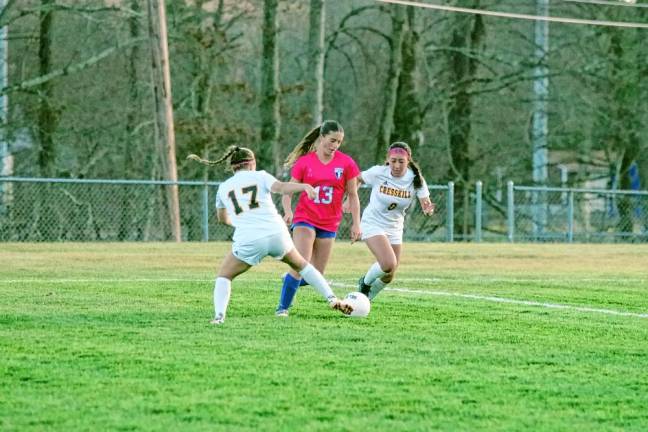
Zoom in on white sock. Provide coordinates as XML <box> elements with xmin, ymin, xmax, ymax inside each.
<box><xmin>299</xmin><ymin>264</ymin><xmax>336</xmax><ymax>303</ymax></box>
<box><xmin>214</xmin><ymin>277</ymin><xmax>232</xmax><ymax>319</ymax></box>
<box><xmin>363</xmin><ymin>262</ymin><xmax>387</xmax><ymax>286</ymax></box>
<box><xmin>368</xmin><ymin>278</ymin><xmax>387</xmax><ymax>301</ymax></box>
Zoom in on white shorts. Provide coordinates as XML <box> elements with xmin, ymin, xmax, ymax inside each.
<box><xmin>360</xmin><ymin>221</ymin><xmax>403</xmax><ymax>245</ymax></box>
<box><xmin>232</xmin><ymin>231</ymin><xmax>294</xmax><ymax>266</ymax></box>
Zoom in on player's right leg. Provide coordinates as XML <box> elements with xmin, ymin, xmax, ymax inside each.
<box><xmin>276</xmin><ymin>226</ymin><xmax>316</xmax><ymax>315</ymax></box>
<box><xmin>211</xmin><ymin>252</ymin><xmax>251</xmax><ymax>325</ymax></box>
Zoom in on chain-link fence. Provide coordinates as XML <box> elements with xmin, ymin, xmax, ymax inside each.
<box><xmin>506</xmin><ymin>184</ymin><xmax>648</xmax><ymax>242</ymax></box>
<box><xmin>0</xmin><ymin>177</ymin><xmax>452</xmax><ymax>242</ymax></box>
<box><xmin>2</xmin><ymin>177</ymin><xmax>646</xmax><ymax>242</ymax></box>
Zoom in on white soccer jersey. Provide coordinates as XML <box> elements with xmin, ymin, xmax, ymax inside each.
<box><xmin>215</xmin><ymin>170</ymin><xmax>288</xmax><ymax>243</ymax></box>
<box><xmin>360</xmin><ymin>165</ymin><xmax>429</xmax><ymax>231</ymax></box>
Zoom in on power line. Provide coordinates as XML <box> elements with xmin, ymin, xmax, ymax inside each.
<box><xmin>374</xmin><ymin>0</ymin><xmax>648</xmax><ymax>28</ymax></box>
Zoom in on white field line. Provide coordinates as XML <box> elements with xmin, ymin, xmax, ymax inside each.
<box><xmin>329</xmin><ymin>281</ymin><xmax>648</xmax><ymax>319</ymax></box>
<box><xmin>2</xmin><ymin>277</ymin><xmax>647</xmax><ymax>319</ymax></box>
<box><xmin>0</xmin><ymin>278</ymin><xmax>212</xmax><ymax>283</ymax></box>
<box><xmin>396</xmin><ymin>277</ymin><xmax>648</xmax><ymax>284</ymax></box>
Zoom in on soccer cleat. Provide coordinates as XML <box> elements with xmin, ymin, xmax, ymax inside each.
<box><xmin>329</xmin><ymin>297</ymin><xmax>354</xmax><ymax>316</ymax></box>
<box><xmin>358</xmin><ymin>275</ymin><xmax>371</xmax><ymax>296</ymax></box>
<box><xmin>275</xmin><ymin>309</ymin><xmax>289</xmax><ymax>317</ymax></box>
<box><xmin>210</xmin><ymin>314</ymin><xmax>225</xmax><ymax>325</ymax></box>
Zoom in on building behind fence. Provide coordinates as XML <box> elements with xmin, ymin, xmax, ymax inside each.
<box><xmin>0</xmin><ymin>177</ymin><xmax>646</xmax><ymax>242</ymax></box>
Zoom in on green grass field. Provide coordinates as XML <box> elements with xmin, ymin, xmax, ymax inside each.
<box><xmin>2</xmin><ymin>242</ymin><xmax>648</xmax><ymax>431</ymax></box>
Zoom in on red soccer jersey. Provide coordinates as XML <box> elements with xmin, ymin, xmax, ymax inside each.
<box><xmin>291</xmin><ymin>151</ymin><xmax>360</xmax><ymax>232</ymax></box>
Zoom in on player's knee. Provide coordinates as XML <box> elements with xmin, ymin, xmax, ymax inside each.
<box><xmin>379</xmin><ymin>260</ymin><xmax>397</xmax><ymax>275</ymax></box>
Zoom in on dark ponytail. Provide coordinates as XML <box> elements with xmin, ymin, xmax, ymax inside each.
<box><xmin>187</xmin><ymin>146</ymin><xmax>255</xmax><ymax>171</ymax></box>
<box><xmin>284</xmin><ymin>120</ymin><xmax>344</xmax><ymax>168</ymax></box>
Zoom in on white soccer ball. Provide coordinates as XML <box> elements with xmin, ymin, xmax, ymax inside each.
<box><xmin>344</xmin><ymin>292</ymin><xmax>370</xmax><ymax>318</ymax></box>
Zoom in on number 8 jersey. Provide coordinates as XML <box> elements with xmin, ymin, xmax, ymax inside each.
<box><xmin>215</xmin><ymin>170</ymin><xmax>288</xmax><ymax>243</ymax></box>
<box><xmin>291</xmin><ymin>151</ymin><xmax>360</xmax><ymax>232</ymax></box>
<box><xmin>360</xmin><ymin>165</ymin><xmax>430</xmax><ymax>232</ymax></box>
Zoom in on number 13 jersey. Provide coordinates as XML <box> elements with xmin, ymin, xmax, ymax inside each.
<box><xmin>360</xmin><ymin>165</ymin><xmax>429</xmax><ymax>232</ymax></box>
<box><xmin>215</xmin><ymin>170</ymin><xmax>287</xmax><ymax>243</ymax></box>
<box><xmin>291</xmin><ymin>151</ymin><xmax>360</xmax><ymax>232</ymax></box>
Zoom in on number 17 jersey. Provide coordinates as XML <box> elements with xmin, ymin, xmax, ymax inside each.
<box><xmin>215</xmin><ymin>170</ymin><xmax>287</xmax><ymax>243</ymax></box>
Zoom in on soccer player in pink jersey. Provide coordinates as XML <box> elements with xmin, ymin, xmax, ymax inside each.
<box><xmin>276</xmin><ymin>120</ymin><xmax>362</xmax><ymax>316</ymax></box>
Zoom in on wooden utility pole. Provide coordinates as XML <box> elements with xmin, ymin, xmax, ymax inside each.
<box><xmin>147</xmin><ymin>0</ymin><xmax>181</xmax><ymax>242</ymax></box>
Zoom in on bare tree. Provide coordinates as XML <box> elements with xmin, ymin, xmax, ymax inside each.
<box><xmin>444</xmin><ymin>3</ymin><xmax>485</xmax><ymax>238</ymax></box>
<box><xmin>307</xmin><ymin>0</ymin><xmax>325</xmax><ymax>125</ymax></box>
<box><xmin>375</xmin><ymin>4</ymin><xmax>405</xmax><ymax>162</ymax></box>
<box><xmin>391</xmin><ymin>6</ymin><xmax>424</xmax><ymax>153</ymax></box>
<box><xmin>36</xmin><ymin>0</ymin><xmax>55</xmax><ymax>177</ymax></box>
<box><xmin>259</xmin><ymin>0</ymin><xmax>280</xmax><ymax>173</ymax></box>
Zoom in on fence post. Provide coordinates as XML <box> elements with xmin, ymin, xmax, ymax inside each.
<box><xmin>507</xmin><ymin>181</ymin><xmax>514</xmax><ymax>242</ymax></box>
<box><xmin>202</xmin><ymin>184</ymin><xmax>209</xmax><ymax>241</ymax></box>
<box><xmin>567</xmin><ymin>190</ymin><xmax>574</xmax><ymax>243</ymax></box>
<box><xmin>475</xmin><ymin>181</ymin><xmax>482</xmax><ymax>242</ymax></box>
<box><xmin>446</xmin><ymin>181</ymin><xmax>454</xmax><ymax>242</ymax></box>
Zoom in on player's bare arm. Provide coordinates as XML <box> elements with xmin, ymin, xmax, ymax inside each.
<box><xmin>343</xmin><ymin>176</ymin><xmax>364</xmax><ymax>213</ymax></box>
<box><xmin>346</xmin><ymin>176</ymin><xmax>362</xmax><ymax>243</ymax></box>
<box><xmin>271</xmin><ymin>180</ymin><xmax>316</xmax><ymax>199</ymax></box>
<box><xmin>278</xmin><ymin>176</ymin><xmax>299</xmax><ymax>224</ymax></box>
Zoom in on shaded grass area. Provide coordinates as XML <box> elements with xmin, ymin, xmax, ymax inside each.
<box><xmin>2</xmin><ymin>243</ymin><xmax>648</xmax><ymax>431</ymax></box>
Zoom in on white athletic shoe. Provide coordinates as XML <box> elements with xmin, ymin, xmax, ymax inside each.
<box><xmin>275</xmin><ymin>309</ymin><xmax>289</xmax><ymax>317</ymax></box>
<box><xmin>210</xmin><ymin>314</ymin><xmax>225</xmax><ymax>325</ymax></box>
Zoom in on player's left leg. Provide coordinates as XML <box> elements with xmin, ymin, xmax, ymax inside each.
<box><xmin>211</xmin><ymin>253</ymin><xmax>251</xmax><ymax>324</ymax></box>
<box><xmin>368</xmin><ymin>243</ymin><xmax>401</xmax><ymax>300</ymax></box>
<box><xmin>281</xmin><ymin>248</ymin><xmax>352</xmax><ymax>315</ymax></box>
<box><xmin>293</xmin><ymin>229</ymin><xmax>335</xmax><ymax>287</ymax></box>
<box><xmin>310</xmin><ymin>236</ymin><xmax>335</xmax><ymax>275</ymax></box>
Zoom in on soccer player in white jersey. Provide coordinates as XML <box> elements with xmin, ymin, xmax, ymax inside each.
<box><xmin>187</xmin><ymin>146</ymin><xmax>352</xmax><ymax>325</ymax></box>
<box><xmin>354</xmin><ymin>142</ymin><xmax>435</xmax><ymax>300</ymax></box>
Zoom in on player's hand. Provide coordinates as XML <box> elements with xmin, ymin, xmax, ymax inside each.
<box><xmin>283</xmin><ymin>211</ymin><xmax>293</xmax><ymax>225</ymax></box>
<box><xmin>303</xmin><ymin>184</ymin><xmax>317</xmax><ymax>200</ymax></box>
<box><xmin>421</xmin><ymin>198</ymin><xmax>435</xmax><ymax>216</ymax></box>
<box><xmin>350</xmin><ymin>223</ymin><xmax>361</xmax><ymax>244</ymax></box>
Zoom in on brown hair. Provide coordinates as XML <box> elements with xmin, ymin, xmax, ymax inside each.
<box><xmin>283</xmin><ymin>120</ymin><xmax>344</xmax><ymax>168</ymax></box>
<box><xmin>388</xmin><ymin>142</ymin><xmax>425</xmax><ymax>190</ymax></box>
<box><xmin>187</xmin><ymin>146</ymin><xmax>255</xmax><ymax>171</ymax></box>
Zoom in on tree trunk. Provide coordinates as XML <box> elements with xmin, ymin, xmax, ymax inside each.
<box><xmin>259</xmin><ymin>0</ymin><xmax>280</xmax><ymax>174</ymax></box>
<box><xmin>606</xmin><ymin>28</ymin><xmax>640</xmax><ymax>234</ymax></box>
<box><xmin>307</xmin><ymin>0</ymin><xmax>325</xmax><ymax>125</ymax></box>
<box><xmin>375</xmin><ymin>4</ymin><xmax>405</xmax><ymax>163</ymax></box>
<box><xmin>391</xmin><ymin>6</ymin><xmax>423</xmax><ymax>153</ymax></box>
<box><xmin>119</xmin><ymin>0</ymin><xmax>142</xmax><ymax>241</ymax></box>
<box><xmin>445</xmin><ymin>3</ymin><xmax>484</xmax><ymax>239</ymax></box>
<box><xmin>37</xmin><ymin>0</ymin><xmax>55</xmax><ymax>177</ymax></box>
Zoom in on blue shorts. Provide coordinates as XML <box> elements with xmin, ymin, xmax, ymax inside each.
<box><xmin>291</xmin><ymin>222</ymin><xmax>337</xmax><ymax>239</ymax></box>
